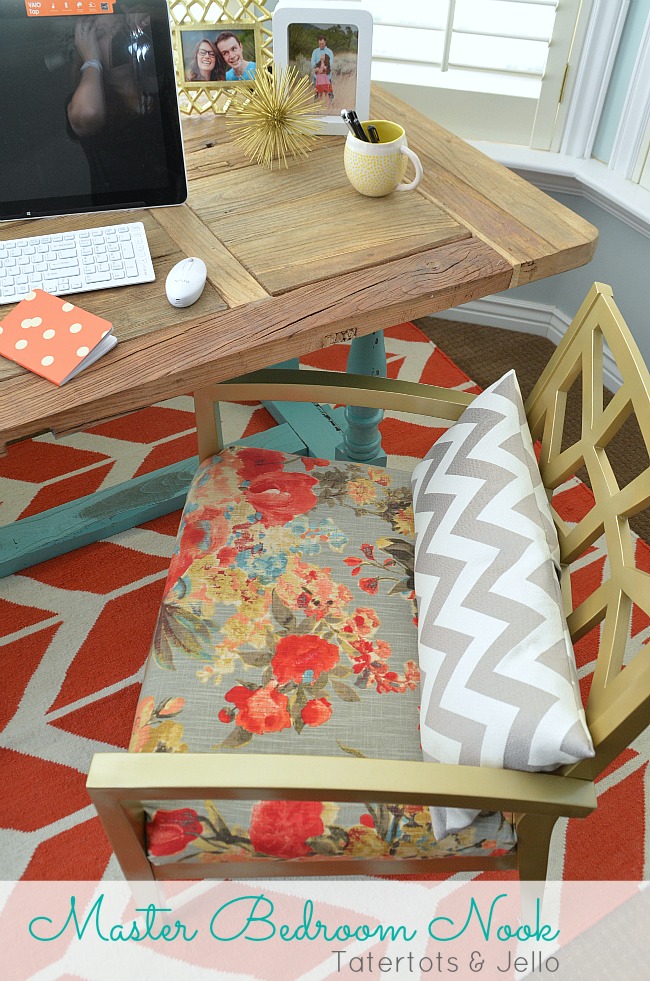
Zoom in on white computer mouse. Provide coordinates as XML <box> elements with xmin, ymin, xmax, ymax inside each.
<box><xmin>165</xmin><ymin>257</ymin><xmax>207</xmax><ymax>307</ymax></box>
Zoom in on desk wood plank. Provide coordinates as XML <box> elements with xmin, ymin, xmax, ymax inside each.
<box><xmin>369</xmin><ymin>88</ymin><xmax>598</xmax><ymax>285</ymax></box>
<box><xmin>152</xmin><ymin>206</ymin><xmax>269</xmax><ymax>307</ymax></box>
<box><xmin>0</xmin><ymin>209</ymin><xmax>229</xmax><ymax>382</ymax></box>
<box><xmin>189</xmin><ymin>146</ymin><xmax>469</xmax><ymax>294</ymax></box>
<box><xmin>179</xmin><ymin>113</ymin><xmax>341</xmax><ymax>181</ymax></box>
<box><xmin>0</xmin><ymin>237</ymin><xmax>512</xmax><ymax>450</ymax></box>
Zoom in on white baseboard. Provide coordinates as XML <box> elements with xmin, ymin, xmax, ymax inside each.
<box><xmin>437</xmin><ymin>296</ymin><xmax>623</xmax><ymax>392</ymax></box>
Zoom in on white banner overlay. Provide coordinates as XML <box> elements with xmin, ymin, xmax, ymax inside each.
<box><xmin>1</xmin><ymin>880</ymin><xmax>648</xmax><ymax>980</ymax></box>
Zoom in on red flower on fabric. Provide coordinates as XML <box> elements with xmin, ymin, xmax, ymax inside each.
<box><xmin>244</xmin><ymin>472</ymin><xmax>318</xmax><ymax>526</ymax></box>
<box><xmin>236</xmin><ymin>447</ymin><xmax>285</xmax><ymax>482</ymax></box>
<box><xmin>303</xmin><ymin>458</ymin><xmax>330</xmax><ymax>471</ymax></box>
<box><xmin>359</xmin><ymin>813</ymin><xmax>375</xmax><ymax>828</ymax></box>
<box><xmin>147</xmin><ymin>808</ymin><xmax>203</xmax><ymax>857</ymax></box>
<box><xmin>225</xmin><ymin>682</ymin><xmax>292</xmax><ymax>734</ymax></box>
<box><xmin>361</xmin><ymin>544</ymin><xmax>375</xmax><ymax>560</ymax></box>
<box><xmin>216</xmin><ymin>546</ymin><xmax>238</xmax><ymax>566</ymax></box>
<box><xmin>249</xmin><ymin>800</ymin><xmax>324</xmax><ymax>858</ymax></box>
<box><xmin>375</xmin><ymin>669</ymin><xmax>401</xmax><ymax>694</ymax></box>
<box><xmin>352</xmin><ymin>638</ymin><xmax>373</xmax><ymax>656</ymax></box>
<box><xmin>164</xmin><ymin>551</ymin><xmax>192</xmax><ymax>594</ymax></box>
<box><xmin>301</xmin><ymin>697</ymin><xmax>333</xmax><ymax>727</ymax></box>
<box><xmin>359</xmin><ymin>577</ymin><xmax>379</xmax><ymax>595</ymax></box>
<box><xmin>271</xmin><ymin>634</ymin><xmax>339</xmax><ymax>685</ymax></box>
<box><xmin>164</xmin><ymin>507</ymin><xmax>229</xmax><ymax>591</ymax></box>
<box><xmin>341</xmin><ymin>608</ymin><xmax>380</xmax><ymax>637</ymax></box>
<box><xmin>184</xmin><ymin>506</ymin><xmax>229</xmax><ymax>556</ymax></box>
<box><xmin>352</xmin><ymin>652</ymin><xmax>373</xmax><ymax>674</ymax></box>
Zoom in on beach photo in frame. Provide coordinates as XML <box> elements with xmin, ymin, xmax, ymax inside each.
<box><xmin>169</xmin><ymin>0</ymin><xmax>273</xmax><ymax>114</ymax></box>
<box><xmin>272</xmin><ymin>2</ymin><xmax>373</xmax><ymax>134</ymax></box>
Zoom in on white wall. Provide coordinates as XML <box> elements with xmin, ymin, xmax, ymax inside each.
<box><xmin>500</xmin><ymin>189</ymin><xmax>650</xmax><ymax>366</ymax></box>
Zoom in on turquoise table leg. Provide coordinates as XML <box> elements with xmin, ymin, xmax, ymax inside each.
<box><xmin>260</xmin><ymin>341</ymin><xmax>388</xmax><ymax>464</ymax></box>
<box><xmin>335</xmin><ymin>331</ymin><xmax>387</xmax><ymax>466</ymax></box>
<box><xmin>261</xmin><ymin>358</ymin><xmax>348</xmax><ymax>459</ymax></box>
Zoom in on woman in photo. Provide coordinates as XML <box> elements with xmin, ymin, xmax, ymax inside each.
<box><xmin>186</xmin><ymin>38</ymin><xmax>226</xmax><ymax>82</ymax></box>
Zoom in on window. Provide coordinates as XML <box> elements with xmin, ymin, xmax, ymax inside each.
<box><xmin>368</xmin><ymin>0</ymin><xmax>586</xmax><ymax>148</ymax></box>
<box><xmin>604</xmin><ymin>8</ymin><xmax>650</xmax><ymax>188</ymax></box>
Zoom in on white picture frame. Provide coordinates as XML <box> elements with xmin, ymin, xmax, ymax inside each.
<box><xmin>272</xmin><ymin>1</ymin><xmax>374</xmax><ymax>135</ymax></box>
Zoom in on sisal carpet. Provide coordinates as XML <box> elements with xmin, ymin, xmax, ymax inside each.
<box><xmin>0</xmin><ymin>322</ymin><xmax>648</xmax><ymax>881</ymax></box>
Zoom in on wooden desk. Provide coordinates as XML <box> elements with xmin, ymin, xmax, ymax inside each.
<box><xmin>0</xmin><ymin>85</ymin><xmax>597</xmax><ymax>572</ymax></box>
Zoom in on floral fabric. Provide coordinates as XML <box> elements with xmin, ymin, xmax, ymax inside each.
<box><xmin>131</xmin><ymin>447</ymin><xmax>515</xmax><ymax>865</ymax></box>
<box><xmin>145</xmin><ymin>799</ymin><xmax>514</xmax><ymax>865</ymax></box>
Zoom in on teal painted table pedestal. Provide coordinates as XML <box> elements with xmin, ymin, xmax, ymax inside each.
<box><xmin>335</xmin><ymin>331</ymin><xmax>387</xmax><ymax>466</ymax></box>
<box><xmin>256</xmin><ymin>335</ymin><xmax>388</xmax><ymax>466</ymax></box>
<box><xmin>260</xmin><ymin>357</ymin><xmax>348</xmax><ymax>461</ymax></box>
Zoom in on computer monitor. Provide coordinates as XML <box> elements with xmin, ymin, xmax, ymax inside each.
<box><xmin>0</xmin><ymin>0</ymin><xmax>187</xmax><ymax>220</ymax></box>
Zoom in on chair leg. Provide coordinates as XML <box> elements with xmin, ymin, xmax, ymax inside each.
<box><xmin>515</xmin><ymin>813</ymin><xmax>558</xmax><ymax>880</ymax></box>
<box><xmin>194</xmin><ymin>388</ymin><xmax>224</xmax><ymax>462</ymax></box>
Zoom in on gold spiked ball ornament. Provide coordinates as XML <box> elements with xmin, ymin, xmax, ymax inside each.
<box><xmin>226</xmin><ymin>65</ymin><xmax>320</xmax><ymax>169</ymax></box>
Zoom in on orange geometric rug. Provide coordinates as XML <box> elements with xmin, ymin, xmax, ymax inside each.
<box><xmin>0</xmin><ymin>323</ymin><xmax>647</xmax><ymax>881</ymax></box>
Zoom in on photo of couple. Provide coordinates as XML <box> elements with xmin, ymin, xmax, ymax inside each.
<box><xmin>182</xmin><ymin>28</ymin><xmax>257</xmax><ymax>83</ymax></box>
<box><xmin>287</xmin><ymin>22</ymin><xmax>359</xmax><ymax>116</ymax></box>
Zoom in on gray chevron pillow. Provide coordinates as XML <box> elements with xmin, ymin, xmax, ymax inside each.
<box><xmin>411</xmin><ymin>370</ymin><xmax>594</xmax><ymax>840</ymax></box>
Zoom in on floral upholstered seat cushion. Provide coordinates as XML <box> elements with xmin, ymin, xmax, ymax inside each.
<box><xmin>130</xmin><ymin>447</ymin><xmax>515</xmax><ymax>865</ymax></box>
<box><xmin>145</xmin><ymin>800</ymin><xmax>514</xmax><ymax>865</ymax></box>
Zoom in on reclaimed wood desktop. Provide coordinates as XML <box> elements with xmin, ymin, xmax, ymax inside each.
<box><xmin>0</xmin><ymin>86</ymin><xmax>597</xmax><ymax>574</ymax></box>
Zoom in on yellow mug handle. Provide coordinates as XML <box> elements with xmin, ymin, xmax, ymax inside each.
<box><xmin>396</xmin><ymin>146</ymin><xmax>423</xmax><ymax>192</ymax></box>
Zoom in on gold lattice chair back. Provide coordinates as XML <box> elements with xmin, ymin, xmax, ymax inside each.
<box><xmin>526</xmin><ymin>283</ymin><xmax>650</xmax><ymax>780</ymax></box>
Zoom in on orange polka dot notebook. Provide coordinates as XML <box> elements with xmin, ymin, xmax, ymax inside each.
<box><xmin>0</xmin><ymin>289</ymin><xmax>116</xmax><ymax>386</ymax></box>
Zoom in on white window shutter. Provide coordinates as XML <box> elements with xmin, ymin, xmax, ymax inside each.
<box><xmin>368</xmin><ymin>0</ymin><xmax>584</xmax><ymax>147</ymax></box>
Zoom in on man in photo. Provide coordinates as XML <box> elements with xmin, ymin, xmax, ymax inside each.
<box><xmin>215</xmin><ymin>31</ymin><xmax>256</xmax><ymax>81</ymax></box>
<box><xmin>311</xmin><ymin>34</ymin><xmax>334</xmax><ymax>101</ymax></box>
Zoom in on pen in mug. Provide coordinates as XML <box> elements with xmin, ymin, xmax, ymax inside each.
<box><xmin>340</xmin><ymin>110</ymin><xmax>359</xmax><ymax>139</ymax></box>
<box><xmin>348</xmin><ymin>110</ymin><xmax>370</xmax><ymax>141</ymax></box>
<box><xmin>341</xmin><ymin>109</ymin><xmax>369</xmax><ymax>141</ymax></box>
<box><xmin>367</xmin><ymin>125</ymin><xmax>380</xmax><ymax>143</ymax></box>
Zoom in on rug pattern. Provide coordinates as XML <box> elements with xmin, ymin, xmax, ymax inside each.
<box><xmin>0</xmin><ymin>324</ymin><xmax>647</xmax><ymax>880</ymax></box>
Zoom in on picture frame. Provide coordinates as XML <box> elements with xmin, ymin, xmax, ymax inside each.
<box><xmin>168</xmin><ymin>0</ymin><xmax>274</xmax><ymax>114</ymax></box>
<box><xmin>272</xmin><ymin>1</ymin><xmax>374</xmax><ymax>135</ymax></box>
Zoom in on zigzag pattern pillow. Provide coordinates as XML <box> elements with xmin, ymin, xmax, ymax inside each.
<box><xmin>411</xmin><ymin>370</ymin><xmax>594</xmax><ymax>839</ymax></box>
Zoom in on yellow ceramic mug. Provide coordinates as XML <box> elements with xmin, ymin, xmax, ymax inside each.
<box><xmin>344</xmin><ymin>120</ymin><xmax>423</xmax><ymax>197</ymax></box>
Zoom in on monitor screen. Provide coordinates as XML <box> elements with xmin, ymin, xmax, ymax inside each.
<box><xmin>0</xmin><ymin>0</ymin><xmax>187</xmax><ymax>220</ymax></box>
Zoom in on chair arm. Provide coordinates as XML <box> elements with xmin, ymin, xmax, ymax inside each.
<box><xmin>197</xmin><ymin>368</ymin><xmax>475</xmax><ymax>422</ymax></box>
<box><xmin>87</xmin><ymin>753</ymin><xmax>596</xmax><ymax>819</ymax></box>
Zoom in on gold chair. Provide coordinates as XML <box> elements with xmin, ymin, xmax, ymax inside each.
<box><xmin>87</xmin><ymin>283</ymin><xmax>650</xmax><ymax>881</ymax></box>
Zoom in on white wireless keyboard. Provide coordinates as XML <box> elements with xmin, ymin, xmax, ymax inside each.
<box><xmin>0</xmin><ymin>221</ymin><xmax>155</xmax><ymax>304</ymax></box>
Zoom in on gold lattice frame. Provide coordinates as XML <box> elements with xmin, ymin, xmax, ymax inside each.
<box><xmin>168</xmin><ymin>1</ymin><xmax>274</xmax><ymax>114</ymax></box>
<box><xmin>525</xmin><ymin>283</ymin><xmax>650</xmax><ymax>779</ymax></box>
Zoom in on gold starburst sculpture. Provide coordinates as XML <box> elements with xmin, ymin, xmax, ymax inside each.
<box><xmin>226</xmin><ymin>66</ymin><xmax>320</xmax><ymax>169</ymax></box>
